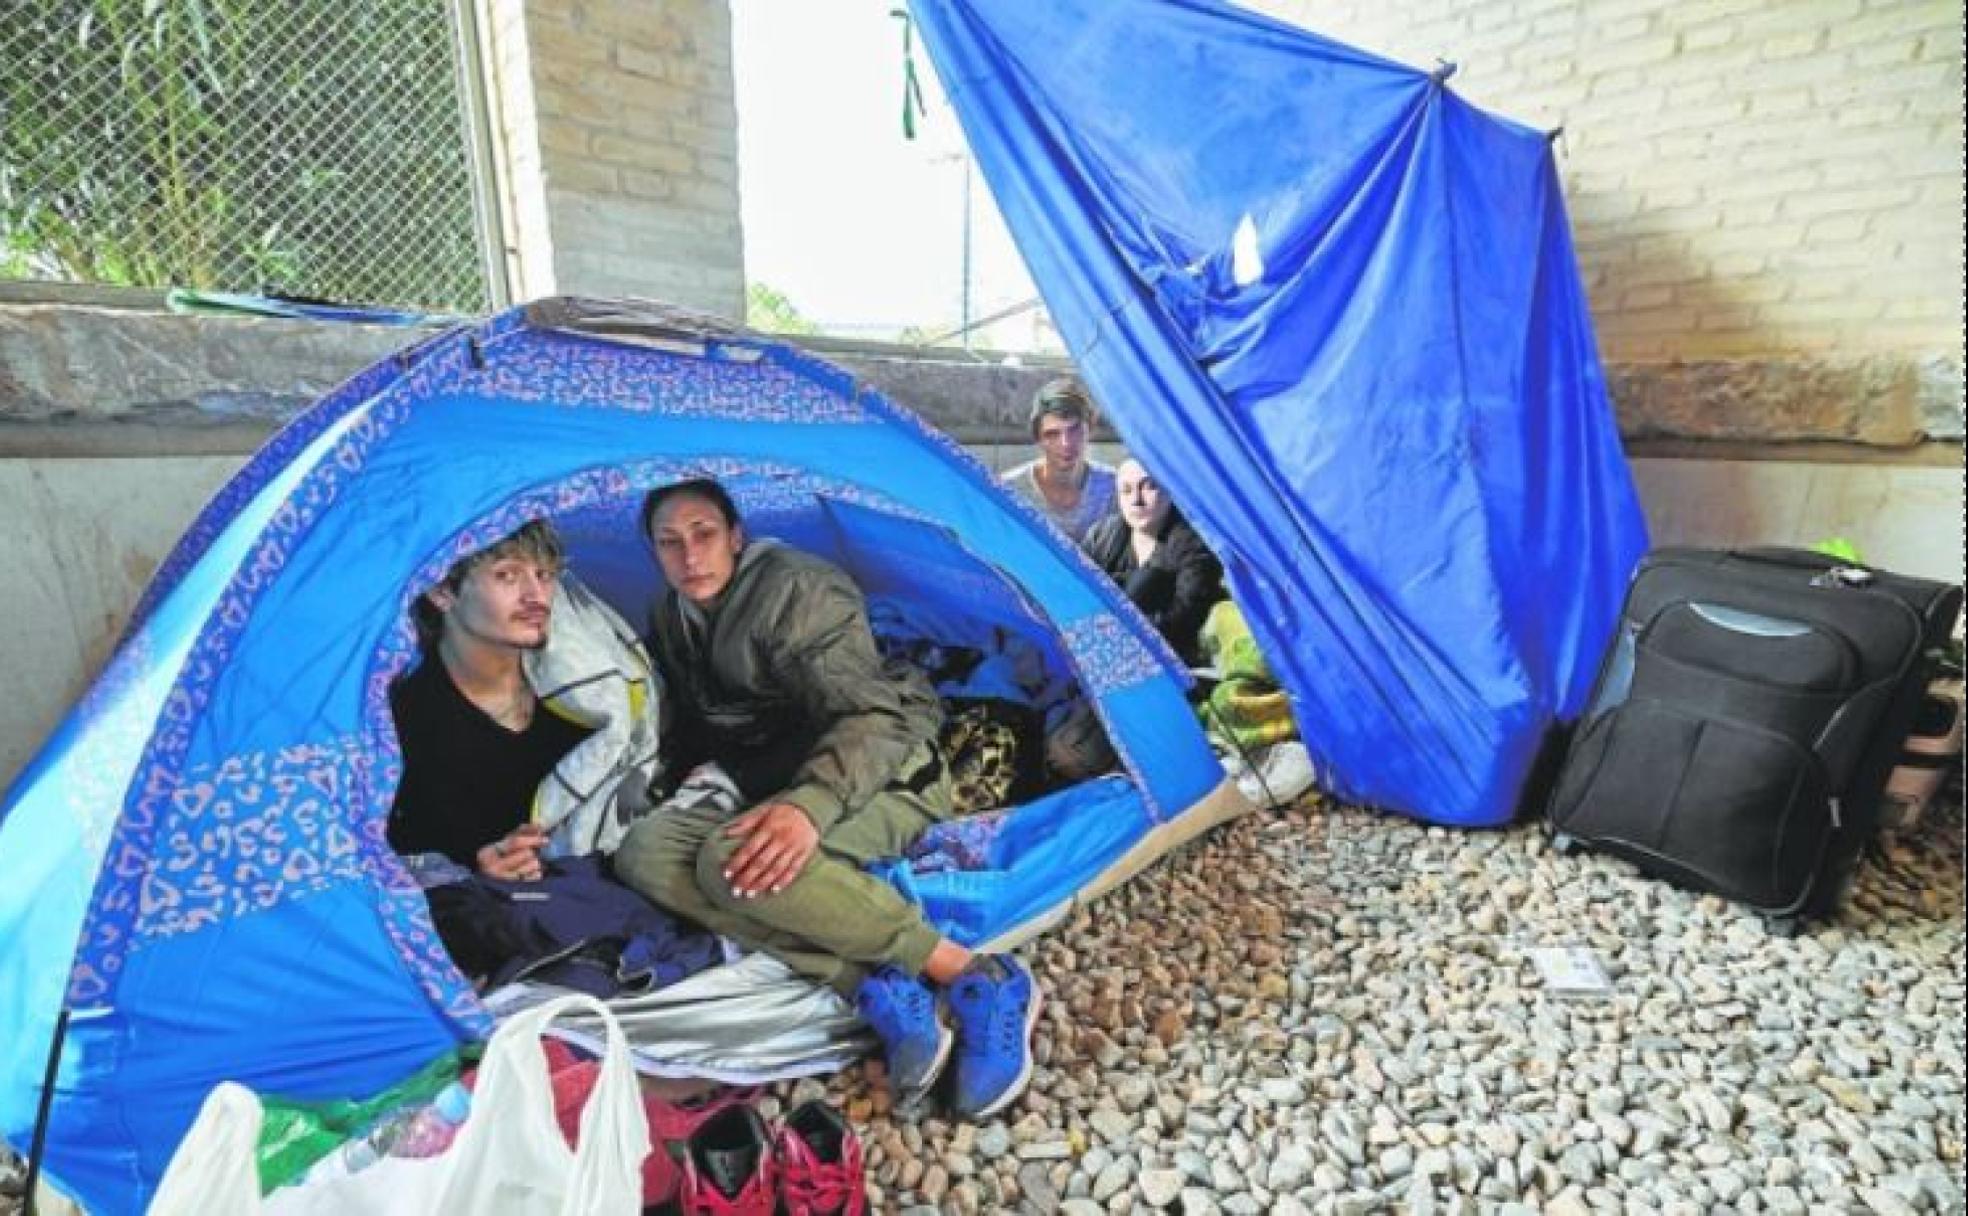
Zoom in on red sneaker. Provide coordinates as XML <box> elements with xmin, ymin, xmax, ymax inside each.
<box><xmin>776</xmin><ymin>1100</ymin><xmax>867</xmax><ymax>1216</ymax></box>
<box><xmin>680</xmin><ymin>1104</ymin><xmax>779</xmax><ymax>1215</ymax></box>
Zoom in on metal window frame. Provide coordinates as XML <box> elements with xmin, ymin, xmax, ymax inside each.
<box><xmin>447</xmin><ymin>0</ymin><xmax>514</xmax><ymax>311</ymax></box>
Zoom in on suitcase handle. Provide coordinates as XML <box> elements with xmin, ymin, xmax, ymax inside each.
<box><xmin>1727</xmin><ymin>548</ymin><xmax>1906</xmax><ymax>593</ymax></box>
<box><xmin>1731</xmin><ymin>546</ymin><xmax>1842</xmax><ymax>566</ymax></box>
<box><xmin>1729</xmin><ymin>546</ymin><xmax>1871</xmax><ymax>578</ymax></box>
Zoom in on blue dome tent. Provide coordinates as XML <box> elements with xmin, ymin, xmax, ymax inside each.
<box><xmin>0</xmin><ymin>299</ymin><xmax>1239</xmax><ymax>1213</ymax></box>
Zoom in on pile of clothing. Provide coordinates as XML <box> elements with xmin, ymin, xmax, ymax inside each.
<box><xmin>870</xmin><ymin>600</ymin><xmax>1117</xmax><ymax>814</ymax></box>
<box><xmin>410</xmin><ymin>853</ymin><xmax>724</xmax><ymax>999</ymax></box>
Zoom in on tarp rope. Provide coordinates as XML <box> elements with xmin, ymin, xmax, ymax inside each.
<box><xmin>890</xmin><ymin>8</ymin><xmax>928</xmax><ymax>140</ymax></box>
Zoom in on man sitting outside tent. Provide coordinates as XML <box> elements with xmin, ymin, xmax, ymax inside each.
<box><xmin>614</xmin><ymin>479</ymin><xmax>1041</xmax><ymax>1119</ymax></box>
<box><xmin>387</xmin><ymin>520</ymin><xmax>581</xmax><ymax>881</ymax></box>
<box><xmin>999</xmin><ymin>377</ymin><xmax>1117</xmax><ymax>544</ymax></box>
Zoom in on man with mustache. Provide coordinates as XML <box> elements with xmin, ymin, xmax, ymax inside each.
<box><xmin>387</xmin><ymin>520</ymin><xmax>586</xmax><ymax>882</ymax></box>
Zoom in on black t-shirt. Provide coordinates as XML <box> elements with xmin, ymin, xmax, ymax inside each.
<box><xmin>387</xmin><ymin>657</ymin><xmax>592</xmax><ymax>865</ymax></box>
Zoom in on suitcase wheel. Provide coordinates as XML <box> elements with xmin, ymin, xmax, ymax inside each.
<box><xmin>1765</xmin><ymin>916</ymin><xmax>1804</xmax><ymax>939</ymax></box>
<box><xmin>1549</xmin><ymin>832</ymin><xmax>1578</xmax><ymax>856</ymax></box>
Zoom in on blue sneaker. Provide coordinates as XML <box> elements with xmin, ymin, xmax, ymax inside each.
<box><xmin>947</xmin><ymin>955</ymin><xmax>1041</xmax><ymax>1120</ymax></box>
<box><xmin>855</xmin><ymin>966</ymin><xmax>952</xmax><ymax>1101</ymax></box>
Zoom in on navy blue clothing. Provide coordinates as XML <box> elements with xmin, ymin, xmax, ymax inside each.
<box><xmin>427</xmin><ymin>855</ymin><xmax>721</xmax><ymax>996</ymax></box>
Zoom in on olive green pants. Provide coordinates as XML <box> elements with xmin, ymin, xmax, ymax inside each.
<box><xmin>614</xmin><ymin>744</ymin><xmax>951</xmax><ymax>995</ymax></box>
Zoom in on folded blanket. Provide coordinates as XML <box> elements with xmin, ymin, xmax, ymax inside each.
<box><xmin>523</xmin><ymin>575</ymin><xmax>665</xmax><ymax>856</ymax></box>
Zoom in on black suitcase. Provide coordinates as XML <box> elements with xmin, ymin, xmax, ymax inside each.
<box><xmin>1546</xmin><ymin>547</ymin><xmax>1962</xmax><ymax>929</ymax></box>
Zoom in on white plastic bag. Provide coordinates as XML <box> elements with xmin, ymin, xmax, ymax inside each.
<box><xmin>148</xmin><ymin>1082</ymin><xmax>267</xmax><ymax>1216</ymax></box>
<box><xmin>264</xmin><ymin>993</ymin><xmax>647</xmax><ymax>1215</ymax></box>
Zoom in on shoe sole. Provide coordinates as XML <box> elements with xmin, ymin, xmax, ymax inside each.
<box><xmin>961</xmin><ymin>978</ymin><xmax>1043</xmax><ymax>1121</ymax></box>
<box><xmin>897</xmin><ymin>1021</ymin><xmax>954</xmax><ymax>1106</ymax></box>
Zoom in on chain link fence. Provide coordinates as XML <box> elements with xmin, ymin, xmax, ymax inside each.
<box><xmin>1</xmin><ymin>0</ymin><xmax>492</xmax><ymax>313</ymax></box>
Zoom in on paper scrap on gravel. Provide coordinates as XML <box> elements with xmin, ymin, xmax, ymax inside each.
<box><xmin>1528</xmin><ymin>945</ymin><xmax>1614</xmax><ymax>997</ymax></box>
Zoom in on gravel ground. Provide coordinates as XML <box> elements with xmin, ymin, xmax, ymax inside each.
<box><xmin>772</xmin><ymin>786</ymin><xmax>1967</xmax><ymax>1215</ymax></box>
<box><xmin>7</xmin><ymin>788</ymin><xmax>1961</xmax><ymax>1215</ymax></box>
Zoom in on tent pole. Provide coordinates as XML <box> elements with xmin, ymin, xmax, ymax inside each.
<box><xmin>21</xmin><ymin>1007</ymin><xmax>70</xmax><ymax>1216</ymax></box>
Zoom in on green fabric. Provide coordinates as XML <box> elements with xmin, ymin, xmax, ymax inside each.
<box><xmin>1812</xmin><ymin>537</ymin><xmax>1866</xmax><ymax>564</ymax></box>
<box><xmin>614</xmin><ymin>740</ymin><xmax>951</xmax><ymax>995</ymax></box>
<box><xmin>254</xmin><ymin>1046</ymin><xmax>474</xmax><ymax>1192</ymax></box>
<box><xmin>165</xmin><ymin>287</ymin><xmax>288</xmax><ymax>317</ymax></box>
<box><xmin>891</xmin><ymin>9</ymin><xmax>929</xmax><ymax>140</ymax></box>
<box><xmin>1196</xmin><ymin>600</ymin><xmax>1299</xmax><ymax>750</ymax></box>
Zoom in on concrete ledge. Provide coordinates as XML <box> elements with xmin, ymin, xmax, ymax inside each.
<box><xmin>4</xmin><ymin>304</ymin><xmax>1963</xmax><ymax>455</ymax></box>
<box><xmin>0</xmin><ymin>303</ymin><xmax>1095</xmax><ymax>451</ymax></box>
<box><xmin>1609</xmin><ymin>356</ymin><xmax>1965</xmax><ymax>445</ymax></box>
<box><xmin>0</xmin><ymin>304</ymin><xmax>423</xmax><ymax>424</ymax></box>
<box><xmin>0</xmin><ymin>419</ymin><xmax>293</xmax><ymax>459</ymax></box>
<box><xmin>822</xmin><ymin>346</ymin><xmax>1066</xmax><ymax>441</ymax></box>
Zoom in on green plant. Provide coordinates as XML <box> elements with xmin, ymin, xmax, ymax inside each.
<box><xmin>0</xmin><ymin>0</ymin><xmax>484</xmax><ymax>308</ymax></box>
<box><xmin>2</xmin><ymin>0</ymin><xmax>238</xmax><ymax>286</ymax></box>
<box><xmin>746</xmin><ymin>281</ymin><xmax>820</xmax><ymax>336</ymax></box>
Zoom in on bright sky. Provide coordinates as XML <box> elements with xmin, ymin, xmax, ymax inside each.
<box><xmin>730</xmin><ymin>0</ymin><xmax>1038</xmax><ymax>340</ymax></box>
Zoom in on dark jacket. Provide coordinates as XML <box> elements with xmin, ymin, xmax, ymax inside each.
<box><xmin>648</xmin><ymin>542</ymin><xmax>944</xmax><ymax>831</ymax></box>
<box><xmin>426</xmin><ymin>855</ymin><xmax>721</xmax><ymax>995</ymax></box>
<box><xmin>1082</xmin><ymin>512</ymin><xmax>1224</xmax><ymax>665</ymax></box>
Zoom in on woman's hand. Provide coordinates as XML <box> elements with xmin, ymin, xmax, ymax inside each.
<box><xmin>722</xmin><ymin>802</ymin><xmax>819</xmax><ymax>898</ymax></box>
<box><xmin>475</xmin><ymin>823</ymin><xmax>548</xmax><ymax>881</ymax></box>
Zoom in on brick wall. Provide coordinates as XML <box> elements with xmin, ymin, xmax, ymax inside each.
<box><xmin>1250</xmin><ymin>0</ymin><xmax>1964</xmax><ymax>445</ymax></box>
<box><xmin>480</xmin><ymin>0</ymin><xmax>745</xmax><ymax>317</ymax></box>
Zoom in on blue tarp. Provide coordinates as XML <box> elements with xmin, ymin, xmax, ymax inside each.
<box><xmin>911</xmin><ymin>0</ymin><xmax>1649</xmax><ymax>825</ymax></box>
<box><xmin>0</xmin><ymin>302</ymin><xmax>1222</xmax><ymax>1211</ymax></box>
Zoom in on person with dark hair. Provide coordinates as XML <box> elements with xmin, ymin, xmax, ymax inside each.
<box><xmin>389</xmin><ymin>520</ymin><xmax>588</xmax><ymax>879</ymax></box>
<box><xmin>998</xmin><ymin>377</ymin><xmax>1117</xmax><ymax>544</ymax></box>
<box><xmin>1082</xmin><ymin>458</ymin><xmax>1224</xmax><ymax>665</ymax></box>
<box><xmin>614</xmin><ymin>478</ymin><xmax>1042</xmax><ymax>1120</ymax></box>
<box><xmin>637</xmin><ymin>476</ymin><xmax>742</xmax><ymax>548</ymax></box>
